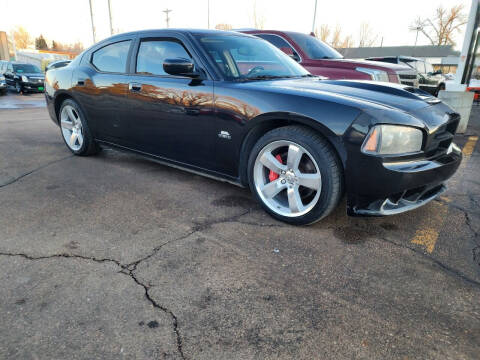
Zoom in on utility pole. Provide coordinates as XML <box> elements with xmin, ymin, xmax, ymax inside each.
<box><xmin>311</xmin><ymin>0</ymin><xmax>318</xmax><ymax>34</ymax></box>
<box><xmin>108</xmin><ymin>0</ymin><xmax>114</xmax><ymax>35</ymax></box>
<box><xmin>163</xmin><ymin>9</ymin><xmax>172</xmax><ymax>28</ymax></box>
<box><xmin>207</xmin><ymin>0</ymin><xmax>210</xmax><ymax>29</ymax></box>
<box><xmin>88</xmin><ymin>0</ymin><xmax>96</xmax><ymax>44</ymax></box>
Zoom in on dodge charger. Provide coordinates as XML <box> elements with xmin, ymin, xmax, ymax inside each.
<box><xmin>45</xmin><ymin>29</ymin><xmax>462</xmax><ymax>225</ymax></box>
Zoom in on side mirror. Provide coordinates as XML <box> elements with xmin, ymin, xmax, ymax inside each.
<box><xmin>163</xmin><ymin>58</ymin><xmax>199</xmax><ymax>78</ymax></box>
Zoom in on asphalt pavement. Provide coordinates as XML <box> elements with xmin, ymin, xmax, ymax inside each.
<box><xmin>0</xmin><ymin>91</ymin><xmax>479</xmax><ymax>359</ymax></box>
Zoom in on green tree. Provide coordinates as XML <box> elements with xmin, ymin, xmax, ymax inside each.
<box><xmin>35</xmin><ymin>35</ymin><xmax>48</xmax><ymax>50</ymax></box>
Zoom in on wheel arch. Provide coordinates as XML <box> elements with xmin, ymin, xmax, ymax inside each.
<box><xmin>238</xmin><ymin>112</ymin><xmax>347</xmax><ymax>186</ymax></box>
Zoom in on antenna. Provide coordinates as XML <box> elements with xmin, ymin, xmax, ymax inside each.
<box><xmin>163</xmin><ymin>9</ymin><xmax>172</xmax><ymax>28</ymax></box>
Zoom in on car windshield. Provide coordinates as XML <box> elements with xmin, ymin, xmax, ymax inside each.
<box><xmin>286</xmin><ymin>32</ymin><xmax>343</xmax><ymax>60</ymax></box>
<box><xmin>13</xmin><ymin>64</ymin><xmax>42</xmax><ymax>73</ymax></box>
<box><xmin>196</xmin><ymin>34</ymin><xmax>311</xmax><ymax>80</ymax></box>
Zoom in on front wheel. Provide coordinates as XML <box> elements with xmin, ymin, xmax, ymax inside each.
<box><xmin>248</xmin><ymin>126</ymin><xmax>343</xmax><ymax>225</ymax></box>
<box><xmin>15</xmin><ymin>82</ymin><xmax>23</xmax><ymax>94</ymax></box>
<box><xmin>59</xmin><ymin>99</ymin><xmax>100</xmax><ymax>156</ymax></box>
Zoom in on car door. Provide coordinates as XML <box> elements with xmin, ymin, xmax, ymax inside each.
<box><xmin>72</xmin><ymin>38</ymin><xmax>133</xmax><ymax>144</ymax></box>
<box><xmin>124</xmin><ymin>34</ymin><xmax>216</xmax><ymax>170</ymax></box>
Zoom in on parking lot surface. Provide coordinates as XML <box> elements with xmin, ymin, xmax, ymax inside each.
<box><xmin>0</xmin><ymin>92</ymin><xmax>479</xmax><ymax>359</ymax></box>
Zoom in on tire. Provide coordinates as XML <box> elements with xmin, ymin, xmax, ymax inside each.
<box><xmin>0</xmin><ymin>89</ymin><xmax>6</xmax><ymax>96</ymax></box>
<box><xmin>15</xmin><ymin>82</ymin><xmax>23</xmax><ymax>95</ymax></box>
<box><xmin>59</xmin><ymin>99</ymin><xmax>100</xmax><ymax>156</ymax></box>
<box><xmin>248</xmin><ymin>125</ymin><xmax>343</xmax><ymax>225</ymax></box>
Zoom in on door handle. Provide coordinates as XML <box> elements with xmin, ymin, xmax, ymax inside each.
<box><xmin>77</xmin><ymin>79</ymin><xmax>85</xmax><ymax>86</ymax></box>
<box><xmin>129</xmin><ymin>82</ymin><xmax>142</xmax><ymax>92</ymax></box>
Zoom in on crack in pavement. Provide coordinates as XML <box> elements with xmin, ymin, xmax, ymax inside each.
<box><xmin>0</xmin><ymin>155</ymin><xmax>73</xmax><ymax>189</ymax></box>
<box><xmin>376</xmin><ymin>237</ymin><xmax>480</xmax><ymax>288</ymax></box>
<box><xmin>0</xmin><ymin>251</ymin><xmax>186</xmax><ymax>360</ymax></box>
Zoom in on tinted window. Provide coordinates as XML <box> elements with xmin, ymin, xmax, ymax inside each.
<box><xmin>256</xmin><ymin>34</ymin><xmax>295</xmax><ymax>52</ymax></box>
<box><xmin>286</xmin><ymin>32</ymin><xmax>343</xmax><ymax>60</ymax></box>
<box><xmin>197</xmin><ymin>34</ymin><xmax>309</xmax><ymax>79</ymax></box>
<box><xmin>92</xmin><ymin>40</ymin><xmax>131</xmax><ymax>73</ymax></box>
<box><xmin>136</xmin><ymin>40</ymin><xmax>191</xmax><ymax>76</ymax></box>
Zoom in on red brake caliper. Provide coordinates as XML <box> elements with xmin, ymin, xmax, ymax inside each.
<box><xmin>268</xmin><ymin>154</ymin><xmax>283</xmax><ymax>182</ymax></box>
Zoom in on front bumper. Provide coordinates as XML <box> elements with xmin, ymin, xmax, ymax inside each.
<box><xmin>21</xmin><ymin>81</ymin><xmax>45</xmax><ymax>92</ymax></box>
<box><xmin>347</xmin><ymin>144</ymin><xmax>462</xmax><ymax>216</ymax></box>
<box><xmin>0</xmin><ymin>81</ymin><xmax>6</xmax><ymax>89</ymax></box>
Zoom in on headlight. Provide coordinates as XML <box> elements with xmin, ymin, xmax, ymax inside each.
<box><xmin>361</xmin><ymin>125</ymin><xmax>423</xmax><ymax>155</ymax></box>
<box><xmin>21</xmin><ymin>75</ymin><xmax>28</xmax><ymax>82</ymax></box>
<box><xmin>356</xmin><ymin>67</ymin><xmax>389</xmax><ymax>82</ymax></box>
<box><xmin>0</xmin><ymin>75</ymin><xmax>4</xmax><ymax>81</ymax></box>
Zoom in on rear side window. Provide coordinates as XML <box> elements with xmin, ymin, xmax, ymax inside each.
<box><xmin>91</xmin><ymin>40</ymin><xmax>131</xmax><ymax>73</ymax></box>
<box><xmin>256</xmin><ymin>34</ymin><xmax>294</xmax><ymax>53</ymax></box>
<box><xmin>136</xmin><ymin>40</ymin><xmax>191</xmax><ymax>76</ymax></box>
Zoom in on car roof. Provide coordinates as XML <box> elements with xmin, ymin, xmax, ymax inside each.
<box><xmin>105</xmin><ymin>28</ymin><xmax>253</xmax><ymax>41</ymax></box>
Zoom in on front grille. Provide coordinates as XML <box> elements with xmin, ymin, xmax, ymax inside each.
<box><xmin>397</xmin><ymin>72</ymin><xmax>419</xmax><ymax>88</ymax></box>
<box><xmin>400</xmin><ymin>81</ymin><xmax>415</xmax><ymax>86</ymax></box>
<box><xmin>424</xmin><ymin>113</ymin><xmax>460</xmax><ymax>157</ymax></box>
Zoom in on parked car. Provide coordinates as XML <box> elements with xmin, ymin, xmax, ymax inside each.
<box><xmin>240</xmin><ymin>30</ymin><xmax>419</xmax><ymax>87</ymax></box>
<box><xmin>367</xmin><ymin>56</ymin><xmax>446</xmax><ymax>96</ymax></box>
<box><xmin>45</xmin><ymin>29</ymin><xmax>461</xmax><ymax>225</ymax></box>
<box><xmin>45</xmin><ymin>59</ymin><xmax>71</xmax><ymax>72</ymax></box>
<box><xmin>4</xmin><ymin>62</ymin><xmax>45</xmax><ymax>94</ymax></box>
<box><xmin>0</xmin><ymin>74</ymin><xmax>6</xmax><ymax>95</ymax></box>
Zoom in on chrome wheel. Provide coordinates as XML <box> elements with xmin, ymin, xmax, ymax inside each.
<box><xmin>60</xmin><ymin>105</ymin><xmax>84</xmax><ymax>151</ymax></box>
<box><xmin>253</xmin><ymin>140</ymin><xmax>322</xmax><ymax>217</ymax></box>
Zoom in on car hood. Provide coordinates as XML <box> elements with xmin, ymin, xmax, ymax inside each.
<box><xmin>241</xmin><ymin>78</ymin><xmax>439</xmax><ymax>112</ymax></box>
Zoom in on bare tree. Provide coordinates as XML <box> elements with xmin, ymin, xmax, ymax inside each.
<box><xmin>316</xmin><ymin>24</ymin><xmax>331</xmax><ymax>42</ymax></box>
<box><xmin>411</xmin><ymin>4</ymin><xmax>467</xmax><ymax>46</ymax></box>
<box><xmin>358</xmin><ymin>23</ymin><xmax>377</xmax><ymax>47</ymax></box>
<box><xmin>340</xmin><ymin>35</ymin><xmax>354</xmax><ymax>49</ymax></box>
<box><xmin>331</xmin><ymin>25</ymin><xmax>343</xmax><ymax>48</ymax></box>
<box><xmin>11</xmin><ymin>26</ymin><xmax>32</xmax><ymax>49</ymax></box>
<box><xmin>251</xmin><ymin>0</ymin><xmax>265</xmax><ymax>29</ymax></box>
<box><xmin>215</xmin><ymin>24</ymin><xmax>233</xmax><ymax>31</ymax></box>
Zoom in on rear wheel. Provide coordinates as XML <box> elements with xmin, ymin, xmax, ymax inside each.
<box><xmin>248</xmin><ymin>126</ymin><xmax>343</xmax><ymax>225</ymax></box>
<box><xmin>59</xmin><ymin>99</ymin><xmax>100</xmax><ymax>156</ymax></box>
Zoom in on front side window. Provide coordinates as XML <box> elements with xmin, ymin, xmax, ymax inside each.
<box><xmin>286</xmin><ymin>32</ymin><xmax>343</xmax><ymax>60</ymax></box>
<box><xmin>136</xmin><ymin>40</ymin><xmax>191</xmax><ymax>76</ymax></box>
<box><xmin>196</xmin><ymin>34</ymin><xmax>309</xmax><ymax>80</ymax></box>
<box><xmin>91</xmin><ymin>40</ymin><xmax>131</xmax><ymax>73</ymax></box>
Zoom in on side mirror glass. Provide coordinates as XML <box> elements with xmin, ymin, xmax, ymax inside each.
<box><xmin>163</xmin><ymin>58</ymin><xmax>199</xmax><ymax>78</ymax></box>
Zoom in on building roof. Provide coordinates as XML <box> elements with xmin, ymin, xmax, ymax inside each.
<box><xmin>338</xmin><ymin>45</ymin><xmax>459</xmax><ymax>59</ymax></box>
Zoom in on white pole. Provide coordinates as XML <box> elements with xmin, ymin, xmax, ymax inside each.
<box><xmin>108</xmin><ymin>0</ymin><xmax>114</xmax><ymax>35</ymax></box>
<box><xmin>311</xmin><ymin>0</ymin><xmax>318</xmax><ymax>34</ymax></box>
<box><xmin>89</xmin><ymin>0</ymin><xmax>96</xmax><ymax>44</ymax></box>
<box><xmin>449</xmin><ymin>0</ymin><xmax>479</xmax><ymax>91</ymax></box>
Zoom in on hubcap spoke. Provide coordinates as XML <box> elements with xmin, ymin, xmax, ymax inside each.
<box><xmin>260</xmin><ymin>152</ymin><xmax>287</xmax><ymax>173</ymax></box>
<box><xmin>261</xmin><ymin>179</ymin><xmax>286</xmax><ymax>199</ymax></box>
<box><xmin>66</xmin><ymin>107</ymin><xmax>77</xmax><ymax>123</ymax></box>
<box><xmin>297</xmin><ymin>172</ymin><xmax>321</xmax><ymax>190</ymax></box>
<box><xmin>287</xmin><ymin>185</ymin><xmax>303</xmax><ymax>213</ymax></box>
<box><xmin>70</xmin><ymin>132</ymin><xmax>78</xmax><ymax>147</ymax></box>
<box><xmin>287</xmin><ymin>144</ymin><xmax>302</xmax><ymax>171</ymax></box>
<box><xmin>76</xmin><ymin>132</ymin><xmax>84</xmax><ymax>146</ymax></box>
<box><xmin>61</xmin><ymin>119</ymin><xmax>73</xmax><ymax>130</ymax></box>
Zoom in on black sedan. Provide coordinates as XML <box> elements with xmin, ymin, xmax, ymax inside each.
<box><xmin>4</xmin><ymin>62</ymin><xmax>45</xmax><ymax>94</ymax></box>
<box><xmin>44</xmin><ymin>29</ymin><xmax>462</xmax><ymax>225</ymax></box>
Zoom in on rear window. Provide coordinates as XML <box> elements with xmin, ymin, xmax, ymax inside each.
<box><xmin>91</xmin><ymin>40</ymin><xmax>131</xmax><ymax>73</ymax></box>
